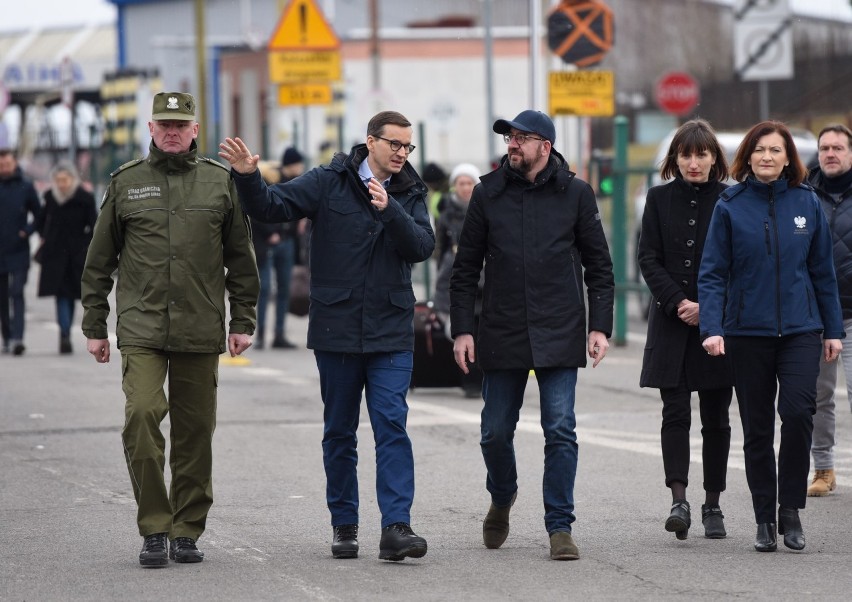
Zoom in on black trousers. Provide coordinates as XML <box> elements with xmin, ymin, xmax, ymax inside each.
<box><xmin>727</xmin><ymin>333</ymin><xmax>820</xmax><ymax>524</ymax></box>
<box><xmin>660</xmin><ymin>385</ymin><xmax>732</xmax><ymax>491</ymax></box>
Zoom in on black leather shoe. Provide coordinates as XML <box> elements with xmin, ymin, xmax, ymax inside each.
<box><xmin>139</xmin><ymin>532</ymin><xmax>168</xmax><ymax>567</ymax></box>
<box><xmin>169</xmin><ymin>537</ymin><xmax>204</xmax><ymax>563</ymax></box>
<box><xmin>332</xmin><ymin>524</ymin><xmax>359</xmax><ymax>559</ymax></box>
<box><xmin>754</xmin><ymin>523</ymin><xmax>777</xmax><ymax>552</ymax></box>
<box><xmin>701</xmin><ymin>504</ymin><xmax>726</xmax><ymax>539</ymax></box>
<box><xmin>778</xmin><ymin>507</ymin><xmax>805</xmax><ymax>550</ymax></box>
<box><xmin>379</xmin><ymin>523</ymin><xmax>427</xmax><ymax>561</ymax></box>
<box><xmin>665</xmin><ymin>500</ymin><xmax>690</xmax><ymax>540</ymax></box>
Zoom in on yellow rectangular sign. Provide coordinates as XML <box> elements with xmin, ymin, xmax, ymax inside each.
<box><xmin>269</xmin><ymin>50</ymin><xmax>341</xmax><ymax>84</ymax></box>
<box><xmin>278</xmin><ymin>83</ymin><xmax>333</xmax><ymax>106</ymax></box>
<box><xmin>549</xmin><ymin>70</ymin><xmax>615</xmax><ymax>117</ymax></box>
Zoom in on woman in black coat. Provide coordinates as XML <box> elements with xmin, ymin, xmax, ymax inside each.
<box><xmin>638</xmin><ymin>119</ymin><xmax>734</xmax><ymax>541</ymax></box>
<box><xmin>35</xmin><ymin>163</ymin><xmax>97</xmax><ymax>354</ymax></box>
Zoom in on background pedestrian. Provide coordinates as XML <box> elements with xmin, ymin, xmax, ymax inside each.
<box><xmin>0</xmin><ymin>148</ymin><xmax>41</xmax><ymax>356</ymax></box>
<box><xmin>806</xmin><ymin>123</ymin><xmax>852</xmax><ymax>497</ymax></box>
<box><xmin>35</xmin><ymin>162</ymin><xmax>97</xmax><ymax>354</ymax></box>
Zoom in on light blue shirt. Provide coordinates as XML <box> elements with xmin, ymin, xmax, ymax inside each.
<box><xmin>357</xmin><ymin>158</ymin><xmax>390</xmax><ymax>189</ymax></box>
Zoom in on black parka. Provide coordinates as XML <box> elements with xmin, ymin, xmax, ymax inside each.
<box><xmin>36</xmin><ymin>186</ymin><xmax>97</xmax><ymax>299</ymax></box>
<box><xmin>450</xmin><ymin>151</ymin><xmax>614</xmax><ymax>370</ymax></box>
<box><xmin>638</xmin><ymin>177</ymin><xmax>733</xmax><ymax>389</ymax></box>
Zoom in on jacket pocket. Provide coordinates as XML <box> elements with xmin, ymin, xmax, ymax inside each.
<box><xmin>388</xmin><ymin>288</ymin><xmax>415</xmax><ymax>310</ymax></box>
<box><xmin>326</xmin><ymin>197</ymin><xmax>363</xmax><ymax>244</ymax></box>
<box><xmin>311</xmin><ymin>286</ymin><xmax>352</xmax><ymax>306</ymax></box>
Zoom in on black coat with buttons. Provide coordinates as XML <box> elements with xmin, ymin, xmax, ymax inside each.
<box><xmin>638</xmin><ymin>177</ymin><xmax>733</xmax><ymax>389</ymax></box>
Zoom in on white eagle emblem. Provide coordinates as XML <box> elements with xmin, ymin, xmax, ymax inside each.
<box><xmin>794</xmin><ymin>216</ymin><xmax>807</xmax><ymax>229</ymax></box>
<box><xmin>166</xmin><ymin>96</ymin><xmax>179</xmax><ymax>109</ymax></box>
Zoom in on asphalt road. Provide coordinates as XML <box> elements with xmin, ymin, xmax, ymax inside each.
<box><xmin>2</xmin><ymin>285</ymin><xmax>852</xmax><ymax>601</ymax></box>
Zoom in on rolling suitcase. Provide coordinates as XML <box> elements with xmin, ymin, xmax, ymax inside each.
<box><xmin>411</xmin><ymin>301</ymin><xmax>462</xmax><ymax>388</ymax></box>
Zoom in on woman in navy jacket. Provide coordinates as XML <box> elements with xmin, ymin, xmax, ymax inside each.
<box><xmin>639</xmin><ymin>120</ymin><xmax>734</xmax><ymax>541</ymax></box>
<box><xmin>699</xmin><ymin>121</ymin><xmax>844</xmax><ymax>553</ymax></box>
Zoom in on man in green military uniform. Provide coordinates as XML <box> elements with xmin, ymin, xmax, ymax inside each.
<box><xmin>81</xmin><ymin>92</ymin><xmax>259</xmax><ymax>567</ymax></box>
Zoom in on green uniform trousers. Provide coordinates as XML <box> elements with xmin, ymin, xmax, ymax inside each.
<box><xmin>120</xmin><ymin>346</ymin><xmax>219</xmax><ymax>539</ymax></box>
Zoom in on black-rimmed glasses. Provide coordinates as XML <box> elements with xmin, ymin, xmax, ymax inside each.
<box><xmin>503</xmin><ymin>133</ymin><xmax>545</xmax><ymax>145</ymax></box>
<box><xmin>375</xmin><ymin>136</ymin><xmax>416</xmax><ymax>154</ymax></box>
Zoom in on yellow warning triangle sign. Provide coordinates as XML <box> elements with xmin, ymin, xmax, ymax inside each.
<box><xmin>268</xmin><ymin>0</ymin><xmax>340</xmax><ymax>51</ymax></box>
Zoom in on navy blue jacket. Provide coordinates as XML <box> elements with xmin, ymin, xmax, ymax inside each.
<box><xmin>0</xmin><ymin>167</ymin><xmax>41</xmax><ymax>273</ymax></box>
<box><xmin>232</xmin><ymin>144</ymin><xmax>435</xmax><ymax>353</ymax></box>
<box><xmin>698</xmin><ymin>178</ymin><xmax>844</xmax><ymax>340</ymax></box>
<box><xmin>450</xmin><ymin>151</ymin><xmax>614</xmax><ymax>370</ymax></box>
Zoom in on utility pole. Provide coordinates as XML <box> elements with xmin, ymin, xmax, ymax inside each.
<box><xmin>194</xmin><ymin>0</ymin><xmax>207</xmax><ymax>153</ymax></box>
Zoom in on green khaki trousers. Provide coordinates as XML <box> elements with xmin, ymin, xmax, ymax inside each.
<box><xmin>120</xmin><ymin>346</ymin><xmax>219</xmax><ymax>539</ymax></box>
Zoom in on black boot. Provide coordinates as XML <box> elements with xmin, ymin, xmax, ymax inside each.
<box><xmin>332</xmin><ymin>524</ymin><xmax>359</xmax><ymax>559</ymax></box>
<box><xmin>60</xmin><ymin>335</ymin><xmax>72</xmax><ymax>354</ymax></box>
<box><xmin>169</xmin><ymin>537</ymin><xmax>204</xmax><ymax>563</ymax></box>
<box><xmin>754</xmin><ymin>523</ymin><xmax>777</xmax><ymax>552</ymax></box>
<box><xmin>139</xmin><ymin>533</ymin><xmax>169</xmax><ymax>567</ymax></box>
<box><xmin>778</xmin><ymin>507</ymin><xmax>805</xmax><ymax>550</ymax></box>
<box><xmin>665</xmin><ymin>500</ymin><xmax>690</xmax><ymax>540</ymax></box>
<box><xmin>701</xmin><ymin>504</ymin><xmax>726</xmax><ymax>539</ymax></box>
<box><xmin>379</xmin><ymin>523</ymin><xmax>427</xmax><ymax>561</ymax></box>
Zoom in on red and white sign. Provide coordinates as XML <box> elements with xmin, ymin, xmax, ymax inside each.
<box><xmin>654</xmin><ymin>71</ymin><xmax>700</xmax><ymax>116</ymax></box>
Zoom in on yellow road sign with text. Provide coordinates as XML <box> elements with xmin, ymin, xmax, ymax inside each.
<box><xmin>278</xmin><ymin>83</ymin><xmax>333</xmax><ymax>106</ymax></box>
<box><xmin>269</xmin><ymin>50</ymin><xmax>341</xmax><ymax>83</ymax></box>
<box><xmin>268</xmin><ymin>0</ymin><xmax>340</xmax><ymax>50</ymax></box>
<box><xmin>549</xmin><ymin>70</ymin><xmax>615</xmax><ymax>117</ymax></box>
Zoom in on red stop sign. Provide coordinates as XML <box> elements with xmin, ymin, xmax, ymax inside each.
<box><xmin>655</xmin><ymin>71</ymin><xmax>700</xmax><ymax>116</ymax></box>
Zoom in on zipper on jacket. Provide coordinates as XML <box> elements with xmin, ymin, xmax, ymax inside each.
<box><xmin>764</xmin><ymin>221</ymin><xmax>771</xmax><ymax>254</ymax></box>
<box><xmin>769</xmin><ymin>190</ymin><xmax>782</xmax><ymax>336</ymax></box>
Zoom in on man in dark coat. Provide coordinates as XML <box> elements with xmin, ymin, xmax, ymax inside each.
<box><xmin>219</xmin><ymin>111</ymin><xmax>435</xmax><ymax>562</ymax></box>
<box><xmin>450</xmin><ymin>110</ymin><xmax>614</xmax><ymax>561</ymax></box>
<box><xmin>806</xmin><ymin>124</ymin><xmax>852</xmax><ymax>497</ymax></box>
<box><xmin>0</xmin><ymin>148</ymin><xmax>41</xmax><ymax>355</ymax></box>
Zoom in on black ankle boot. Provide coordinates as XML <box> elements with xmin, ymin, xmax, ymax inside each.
<box><xmin>754</xmin><ymin>523</ymin><xmax>777</xmax><ymax>552</ymax></box>
<box><xmin>701</xmin><ymin>504</ymin><xmax>726</xmax><ymax>539</ymax></box>
<box><xmin>778</xmin><ymin>507</ymin><xmax>805</xmax><ymax>550</ymax></box>
<box><xmin>139</xmin><ymin>532</ymin><xmax>169</xmax><ymax>567</ymax></box>
<box><xmin>665</xmin><ymin>500</ymin><xmax>690</xmax><ymax>540</ymax></box>
<box><xmin>332</xmin><ymin>524</ymin><xmax>359</xmax><ymax>559</ymax></box>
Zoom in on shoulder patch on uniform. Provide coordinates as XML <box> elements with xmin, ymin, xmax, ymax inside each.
<box><xmin>199</xmin><ymin>156</ymin><xmax>230</xmax><ymax>172</ymax></box>
<box><xmin>110</xmin><ymin>158</ymin><xmax>144</xmax><ymax>177</ymax></box>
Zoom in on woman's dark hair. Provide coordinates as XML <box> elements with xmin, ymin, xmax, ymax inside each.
<box><xmin>730</xmin><ymin>120</ymin><xmax>808</xmax><ymax>186</ymax></box>
<box><xmin>660</xmin><ymin>119</ymin><xmax>729</xmax><ymax>182</ymax></box>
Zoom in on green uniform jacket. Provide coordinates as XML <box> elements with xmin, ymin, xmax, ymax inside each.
<box><xmin>81</xmin><ymin>141</ymin><xmax>259</xmax><ymax>353</ymax></box>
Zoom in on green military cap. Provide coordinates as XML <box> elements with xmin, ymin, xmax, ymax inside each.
<box><xmin>151</xmin><ymin>92</ymin><xmax>196</xmax><ymax>121</ymax></box>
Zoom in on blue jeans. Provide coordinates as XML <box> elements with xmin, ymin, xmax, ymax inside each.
<box><xmin>314</xmin><ymin>350</ymin><xmax>415</xmax><ymax>529</ymax></box>
<box><xmin>56</xmin><ymin>296</ymin><xmax>75</xmax><ymax>337</ymax></box>
<box><xmin>0</xmin><ymin>268</ymin><xmax>28</xmax><ymax>344</ymax></box>
<box><xmin>481</xmin><ymin>368</ymin><xmax>579</xmax><ymax>534</ymax></box>
<box><xmin>257</xmin><ymin>239</ymin><xmax>296</xmax><ymax>340</ymax></box>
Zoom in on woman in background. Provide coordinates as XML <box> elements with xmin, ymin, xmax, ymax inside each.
<box><xmin>36</xmin><ymin>163</ymin><xmax>97</xmax><ymax>354</ymax></box>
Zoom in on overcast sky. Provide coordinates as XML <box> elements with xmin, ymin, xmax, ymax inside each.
<box><xmin>0</xmin><ymin>0</ymin><xmax>849</xmax><ymax>32</ymax></box>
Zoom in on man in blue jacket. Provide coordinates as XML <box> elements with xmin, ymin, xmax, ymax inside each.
<box><xmin>219</xmin><ymin>111</ymin><xmax>435</xmax><ymax>562</ymax></box>
<box><xmin>0</xmin><ymin>149</ymin><xmax>41</xmax><ymax>356</ymax></box>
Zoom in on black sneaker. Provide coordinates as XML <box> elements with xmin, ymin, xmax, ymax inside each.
<box><xmin>169</xmin><ymin>537</ymin><xmax>204</xmax><ymax>563</ymax></box>
<box><xmin>12</xmin><ymin>342</ymin><xmax>25</xmax><ymax>356</ymax></box>
<box><xmin>379</xmin><ymin>522</ymin><xmax>427</xmax><ymax>561</ymax></box>
<box><xmin>332</xmin><ymin>524</ymin><xmax>359</xmax><ymax>559</ymax></box>
<box><xmin>139</xmin><ymin>533</ymin><xmax>169</xmax><ymax>567</ymax></box>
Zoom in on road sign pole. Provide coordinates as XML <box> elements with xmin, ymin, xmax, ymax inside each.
<box><xmin>612</xmin><ymin>115</ymin><xmax>628</xmax><ymax>346</ymax></box>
